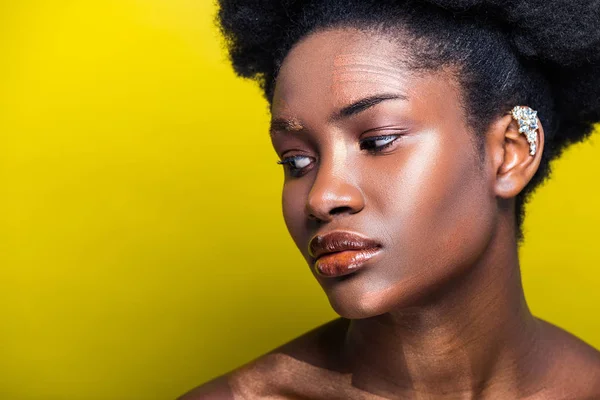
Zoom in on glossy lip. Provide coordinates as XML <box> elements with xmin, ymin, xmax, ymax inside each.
<box><xmin>308</xmin><ymin>231</ymin><xmax>382</xmax><ymax>278</ymax></box>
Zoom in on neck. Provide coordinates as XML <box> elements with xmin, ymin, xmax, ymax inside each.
<box><xmin>343</xmin><ymin>217</ymin><xmax>544</xmax><ymax>398</ymax></box>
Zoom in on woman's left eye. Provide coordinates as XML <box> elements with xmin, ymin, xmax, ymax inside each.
<box><xmin>359</xmin><ymin>134</ymin><xmax>401</xmax><ymax>152</ymax></box>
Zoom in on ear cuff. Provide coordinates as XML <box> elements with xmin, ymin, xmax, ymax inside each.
<box><xmin>510</xmin><ymin>106</ymin><xmax>539</xmax><ymax>156</ymax></box>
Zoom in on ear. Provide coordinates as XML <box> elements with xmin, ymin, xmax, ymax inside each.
<box><xmin>485</xmin><ymin>111</ymin><xmax>545</xmax><ymax>199</ymax></box>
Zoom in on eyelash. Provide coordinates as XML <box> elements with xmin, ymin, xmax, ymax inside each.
<box><xmin>359</xmin><ymin>134</ymin><xmax>400</xmax><ymax>152</ymax></box>
<box><xmin>277</xmin><ymin>134</ymin><xmax>402</xmax><ymax>177</ymax></box>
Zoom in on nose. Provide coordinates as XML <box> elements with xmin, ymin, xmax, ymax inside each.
<box><xmin>305</xmin><ymin>161</ymin><xmax>365</xmax><ymax>223</ymax></box>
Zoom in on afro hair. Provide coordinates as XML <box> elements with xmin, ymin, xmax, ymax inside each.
<box><xmin>217</xmin><ymin>0</ymin><xmax>600</xmax><ymax>241</ymax></box>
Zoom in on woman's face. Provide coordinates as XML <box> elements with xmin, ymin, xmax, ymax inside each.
<box><xmin>270</xmin><ymin>28</ymin><xmax>497</xmax><ymax>318</ymax></box>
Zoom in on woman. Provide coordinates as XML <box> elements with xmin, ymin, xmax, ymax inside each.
<box><xmin>181</xmin><ymin>0</ymin><xmax>600</xmax><ymax>398</ymax></box>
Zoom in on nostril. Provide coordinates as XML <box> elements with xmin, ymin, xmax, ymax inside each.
<box><xmin>329</xmin><ymin>206</ymin><xmax>354</xmax><ymax>216</ymax></box>
<box><xmin>307</xmin><ymin>213</ymin><xmax>329</xmax><ymax>224</ymax></box>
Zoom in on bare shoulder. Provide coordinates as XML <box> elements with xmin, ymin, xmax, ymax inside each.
<box><xmin>177</xmin><ymin>374</ymin><xmax>234</xmax><ymax>400</ymax></box>
<box><xmin>177</xmin><ymin>318</ymin><xmax>350</xmax><ymax>400</ymax></box>
<box><xmin>536</xmin><ymin>319</ymin><xmax>600</xmax><ymax>398</ymax></box>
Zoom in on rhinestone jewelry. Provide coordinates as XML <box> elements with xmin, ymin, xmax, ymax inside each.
<box><xmin>510</xmin><ymin>106</ymin><xmax>539</xmax><ymax>156</ymax></box>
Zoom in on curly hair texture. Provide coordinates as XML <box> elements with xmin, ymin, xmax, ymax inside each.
<box><xmin>217</xmin><ymin>0</ymin><xmax>600</xmax><ymax>241</ymax></box>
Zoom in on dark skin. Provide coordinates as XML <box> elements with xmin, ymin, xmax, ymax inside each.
<box><xmin>180</xmin><ymin>28</ymin><xmax>600</xmax><ymax>399</ymax></box>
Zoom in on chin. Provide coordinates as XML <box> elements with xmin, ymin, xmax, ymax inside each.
<box><xmin>320</xmin><ymin>270</ymin><xmax>444</xmax><ymax>319</ymax></box>
<box><xmin>324</xmin><ymin>284</ymin><xmax>401</xmax><ymax>320</ymax></box>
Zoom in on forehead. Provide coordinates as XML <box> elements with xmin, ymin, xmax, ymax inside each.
<box><xmin>272</xmin><ymin>28</ymin><xmax>416</xmax><ymax>113</ymax></box>
<box><xmin>271</xmin><ymin>28</ymin><xmax>463</xmax><ymax>121</ymax></box>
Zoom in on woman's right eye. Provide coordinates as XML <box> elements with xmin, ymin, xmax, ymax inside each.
<box><xmin>277</xmin><ymin>155</ymin><xmax>314</xmax><ymax>177</ymax></box>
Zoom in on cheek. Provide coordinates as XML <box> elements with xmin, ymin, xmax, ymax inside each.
<box><xmin>339</xmin><ymin>132</ymin><xmax>495</xmax><ymax>314</ymax></box>
<box><xmin>368</xmin><ymin>132</ymin><xmax>494</xmax><ymax>285</ymax></box>
<box><xmin>402</xmin><ymin>132</ymin><xmax>487</xmax><ymax>223</ymax></box>
<box><xmin>281</xmin><ymin>181</ymin><xmax>311</xmax><ymax>257</ymax></box>
<box><xmin>420</xmin><ymin>137</ymin><xmax>494</xmax><ymax>257</ymax></box>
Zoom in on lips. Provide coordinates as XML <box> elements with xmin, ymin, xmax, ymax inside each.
<box><xmin>308</xmin><ymin>231</ymin><xmax>382</xmax><ymax>277</ymax></box>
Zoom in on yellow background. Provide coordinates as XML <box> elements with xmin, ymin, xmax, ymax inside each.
<box><xmin>0</xmin><ymin>1</ymin><xmax>598</xmax><ymax>399</ymax></box>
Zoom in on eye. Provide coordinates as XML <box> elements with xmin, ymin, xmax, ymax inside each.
<box><xmin>277</xmin><ymin>155</ymin><xmax>315</xmax><ymax>177</ymax></box>
<box><xmin>359</xmin><ymin>134</ymin><xmax>401</xmax><ymax>153</ymax></box>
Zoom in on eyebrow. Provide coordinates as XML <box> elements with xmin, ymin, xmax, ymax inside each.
<box><xmin>269</xmin><ymin>117</ymin><xmax>304</xmax><ymax>135</ymax></box>
<box><xmin>332</xmin><ymin>93</ymin><xmax>408</xmax><ymax>121</ymax></box>
<box><xmin>269</xmin><ymin>93</ymin><xmax>407</xmax><ymax>135</ymax></box>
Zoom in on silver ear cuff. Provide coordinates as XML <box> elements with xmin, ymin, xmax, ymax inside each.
<box><xmin>510</xmin><ymin>106</ymin><xmax>539</xmax><ymax>156</ymax></box>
